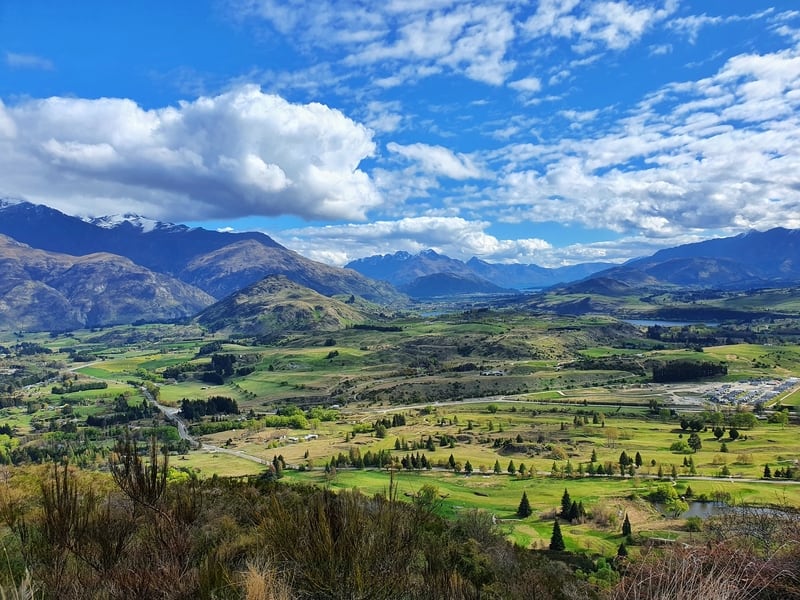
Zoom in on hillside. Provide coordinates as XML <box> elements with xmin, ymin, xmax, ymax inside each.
<box><xmin>181</xmin><ymin>239</ymin><xmax>403</xmax><ymax>303</ymax></box>
<box><xmin>0</xmin><ymin>235</ymin><xmax>213</xmax><ymax>330</ymax></box>
<box><xmin>399</xmin><ymin>272</ymin><xmax>513</xmax><ymax>298</ymax></box>
<box><xmin>195</xmin><ymin>274</ymin><xmax>369</xmax><ymax>336</ymax></box>
<box><xmin>0</xmin><ymin>201</ymin><xmax>404</xmax><ymax>330</ymax></box>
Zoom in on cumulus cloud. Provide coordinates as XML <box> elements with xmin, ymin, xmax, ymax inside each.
<box><xmin>0</xmin><ymin>85</ymin><xmax>380</xmax><ymax>221</ymax></box>
<box><xmin>490</xmin><ymin>44</ymin><xmax>800</xmax><ymax>237</ymax></box>
<box><xmin>276</xmin><ymin>216</ymin><xmax>551</xmax><ymax>265</ymax></box>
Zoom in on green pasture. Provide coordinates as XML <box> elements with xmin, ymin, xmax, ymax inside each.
<box><xmin>274</xmin><ymin>465</ymin><xmax>800</xmax><ymax>550</ymax></box>
<box><xmin>170</xmin><ymin>451</ymin><xmax>264</xmax><ymax>478</ymax></box>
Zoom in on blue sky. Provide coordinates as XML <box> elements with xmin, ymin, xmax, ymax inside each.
<box><xmin>1</xmin><ymin>1</ymin><xmax>799</xmax><ymax>267</ymax></box>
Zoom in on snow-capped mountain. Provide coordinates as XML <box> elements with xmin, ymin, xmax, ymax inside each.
<box><xmin>86</xmin><ymin>213</ymin><xmax>188</xmax><ymax>234</ymax></box>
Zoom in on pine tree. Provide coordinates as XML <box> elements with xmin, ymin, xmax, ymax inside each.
<box><xmin>464</xmin><ymin>460</ymin><xmax>473</xmax><ymax>474</ymax></box>
<box><xmin>549</xmin><ymin>519</ymin><xmax>565</xmax><ymax>551</ymax></box>
<box><xmin>634</xmin><ymin>451</ymin><xmax>642</xmax><ymax>467</ymax></box>
<box><xmin>517</xmin><ymin>491</ymin><xmax>532</xmax><ymax>518</ymax></box>
<box><xmin>507</xmin><ymin>460</ymin><xmax>516</xmax><ymax>475</ymax></box>
<box><xmin>622</xmin><ymin>513</ymin><xmax>632</xmax><ymax>537</ymax></box>
<box><xmin>764</xmin><ymin>464</ymin><xmax>772</xmax><ymax>478</ymax></box>
<box><xmin>590</xmin><ymin>448</ymin><xmax>597</xmax><ymax>462</ymax></box>
<box><xmin>493</xmin><ymin>459</ymin><xmax>501</xmax><ymax>474</ymax></box>
<box><xmin>617</xmin><ymin>542</ymin><xmax>628</xmax><ymax>557</ymax></box>
<box><xmin>560</xmin><ymin>488</ymin><xmax>572</xmax><ymax>518</ymax></box>
<box><xmin>568</xmin><ymin>500</ymin><xmax>579</xmax><ymax>522</ymax></box>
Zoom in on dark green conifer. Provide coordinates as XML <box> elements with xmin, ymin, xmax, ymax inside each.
<box><xmin>549</xmin><ymin>519</ymin><xmax>565</xmax><ymax>551</ymax></box>
<box><xmin>517</xmin><ymin>491</ymin><xmax>532</xmax><ymax>518</ymax></box>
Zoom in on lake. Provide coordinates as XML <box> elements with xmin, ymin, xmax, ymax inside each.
<box><xmin>624</xmin><ymin>319</ymin><xmax>720</xmax><ymax>328</ymax></box>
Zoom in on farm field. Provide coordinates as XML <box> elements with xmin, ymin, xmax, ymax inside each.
<box><xmin>2</xmin><ymin>312</ymin><xmax>800</xmax><ymax>554</ymax></box>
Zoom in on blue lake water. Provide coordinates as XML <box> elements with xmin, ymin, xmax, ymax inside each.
<box><xmin>624</xmin><ymin>319</ymin><xmax>720</xmax><ymax>328</ymax></box>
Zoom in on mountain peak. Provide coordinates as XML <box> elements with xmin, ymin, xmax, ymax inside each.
<box><xmin>86</xmin><ymin>213</ymin><xmax>188</xmax><ymax>234</ymax></box>
<box><xmin>0</xmin><ymin>197</ymin><xmax>25</xmax><ymax>210</ymax></box>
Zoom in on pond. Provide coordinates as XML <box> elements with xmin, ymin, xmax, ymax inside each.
<box><xmin>624</xmin><ymin>319</ymin><xmax>720</xmax><ymax>328</ymax></box>
<box><xmin>656</xmin><ymin>501</ymin><xmax>797</xmax><ymax>519</ymax></box>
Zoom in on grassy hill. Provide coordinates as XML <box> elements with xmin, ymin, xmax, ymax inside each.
<box><xmin>195</xmin><ymin>274</ymin><xmax>371</xmax><ymax>336</ymax></box>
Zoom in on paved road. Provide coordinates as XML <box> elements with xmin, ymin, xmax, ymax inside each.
<box><xmin>141</xmin><ymin>387</ymin><xmax>268</xmax><ymax>466</ymax></box>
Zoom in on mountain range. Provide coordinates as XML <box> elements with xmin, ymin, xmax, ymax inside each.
<box><xmin>0</xmin><ymin>200</ymin><xmax>401</xmax><ymax>330</ymax></box>
<box><xmin>348</xmin><ymin>228</ymin><xmax>800</xmax><ymax>298</ymax></box>
<box><xmin>1</xmin><ymin>198</ymin><xmax>800</xmax><ymax>331</ymax></box>
<box><xmin>345</xmin><ymin>249</ymin><xmax>613</xmax><ymax>293</ymax></box>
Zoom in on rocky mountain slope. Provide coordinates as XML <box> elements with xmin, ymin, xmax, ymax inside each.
<box><xmin>0</xmin><ymin>200</ymin><xmax>404</xmax><ymax>330</ymax></box>
<box><xmin>0</xmin><ymin>235</ymin><xmax>214</xmax><ymax>330</ymax></box>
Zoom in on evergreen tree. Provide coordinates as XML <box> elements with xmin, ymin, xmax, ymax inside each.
<box><xmin>517</xmin><ymin>491</ymin><xmax>532</xmax><ymax>518</ymax></box>
<box><xmin>493</xmin><ymin>459</ymin><xmax>501</xmax><ymax>474</ymax></box>
<box><xmin>568</xmin><ymin>500</ymin><xmax>579</xmax><ymax>522</ymax></box>
<box><xmin>634</xmin><ymin>451</ymin><xmax>642</xmax><ymax>467</ymax></box>
<box><xmin>590</xmin><ymin>448</ymin><xmax>597</xmax><ymax>462</ymax></box>
<box><xmin>549</xmin><ymin>519</ymin><xmax>565</xmax><ymax>551</ymax></box>
<box><xmin>464</xmin><ymin>460</ymin><xmax>473</xmax><ymax>474</ymax></box>
<box><xmin>764</xmin><ymin>464</ymin><xmax>772</xmax><ymax>478</ymax></box>
<box><xmin>617</xmin><ymin>542</ymin><xmax>628</xmax><ymax>557</ymax></box>
<box><xmin>622</xmin><ymin>513</ymin><xmax>632</xmax><ymax>537</ymax></box>
<box><xmin>507</xmin><ymin>460</ymin><xmax>516</xmax><ymax>475</ymax></box>
<box><xmin>560</xmin><ymin>488</ymin><xmax>572</xmax><ymax>519</ymax></box>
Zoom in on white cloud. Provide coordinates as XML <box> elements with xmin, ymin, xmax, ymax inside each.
<box><xmin>669</xmin><ymin>8</ymin><xmax>776</xmax><ymax>44</ymax></box>
<box><xmin>489</xmin><ymin>45</ymin><xmax>800</xmax><ymax>238</ymax></box>
<box><xmin>649</xmin><ymin>43</ymin><xmax>672</xmax><ymax>56</ymax></box>
<box><xmin>235</xmin><ymin>1</ymin><xmax>518</xmax><ymax>86</ymax></box>
<box><xmin>275</xmin><ymin>216</ymin><xmax>552</xmax><ymax>265</ymax></box>
<box><xmin>360</xmin><ymin>100</ymin><xmax>404</xmax><ymax>133</ymax></box>
<box><xmin>523</xmin><ymin>0</ymin><xmax>677</xmax><ymax>53</ymax></box>
<box><xmin>0</xmin><ymin>86</ymin><xmax>380</xmax><ymax>221</ymax></box>
<box><xmin>387</xmin><ymin>142</ymin><xmax>483</xmax><ymax>179</ymax></box>
<box><xmin>559</xmin><ymin>109</ymin><xmax>600</xmax><ymax>123</ymax></box>
<box><xmin>5</xmin><ymin>52</ymin><xmax>53</xmax><ymax>70</ymax></box>
<box><xmin>509</xmin><ymin>76</ymin><xmax>542</xmax><ymax>93</ymax></box>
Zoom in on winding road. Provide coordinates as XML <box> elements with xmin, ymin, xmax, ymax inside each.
<box><xmin>141</xmin><ymin>387</ymin><xmax>268</xmax><ymax>466</ymax></box>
